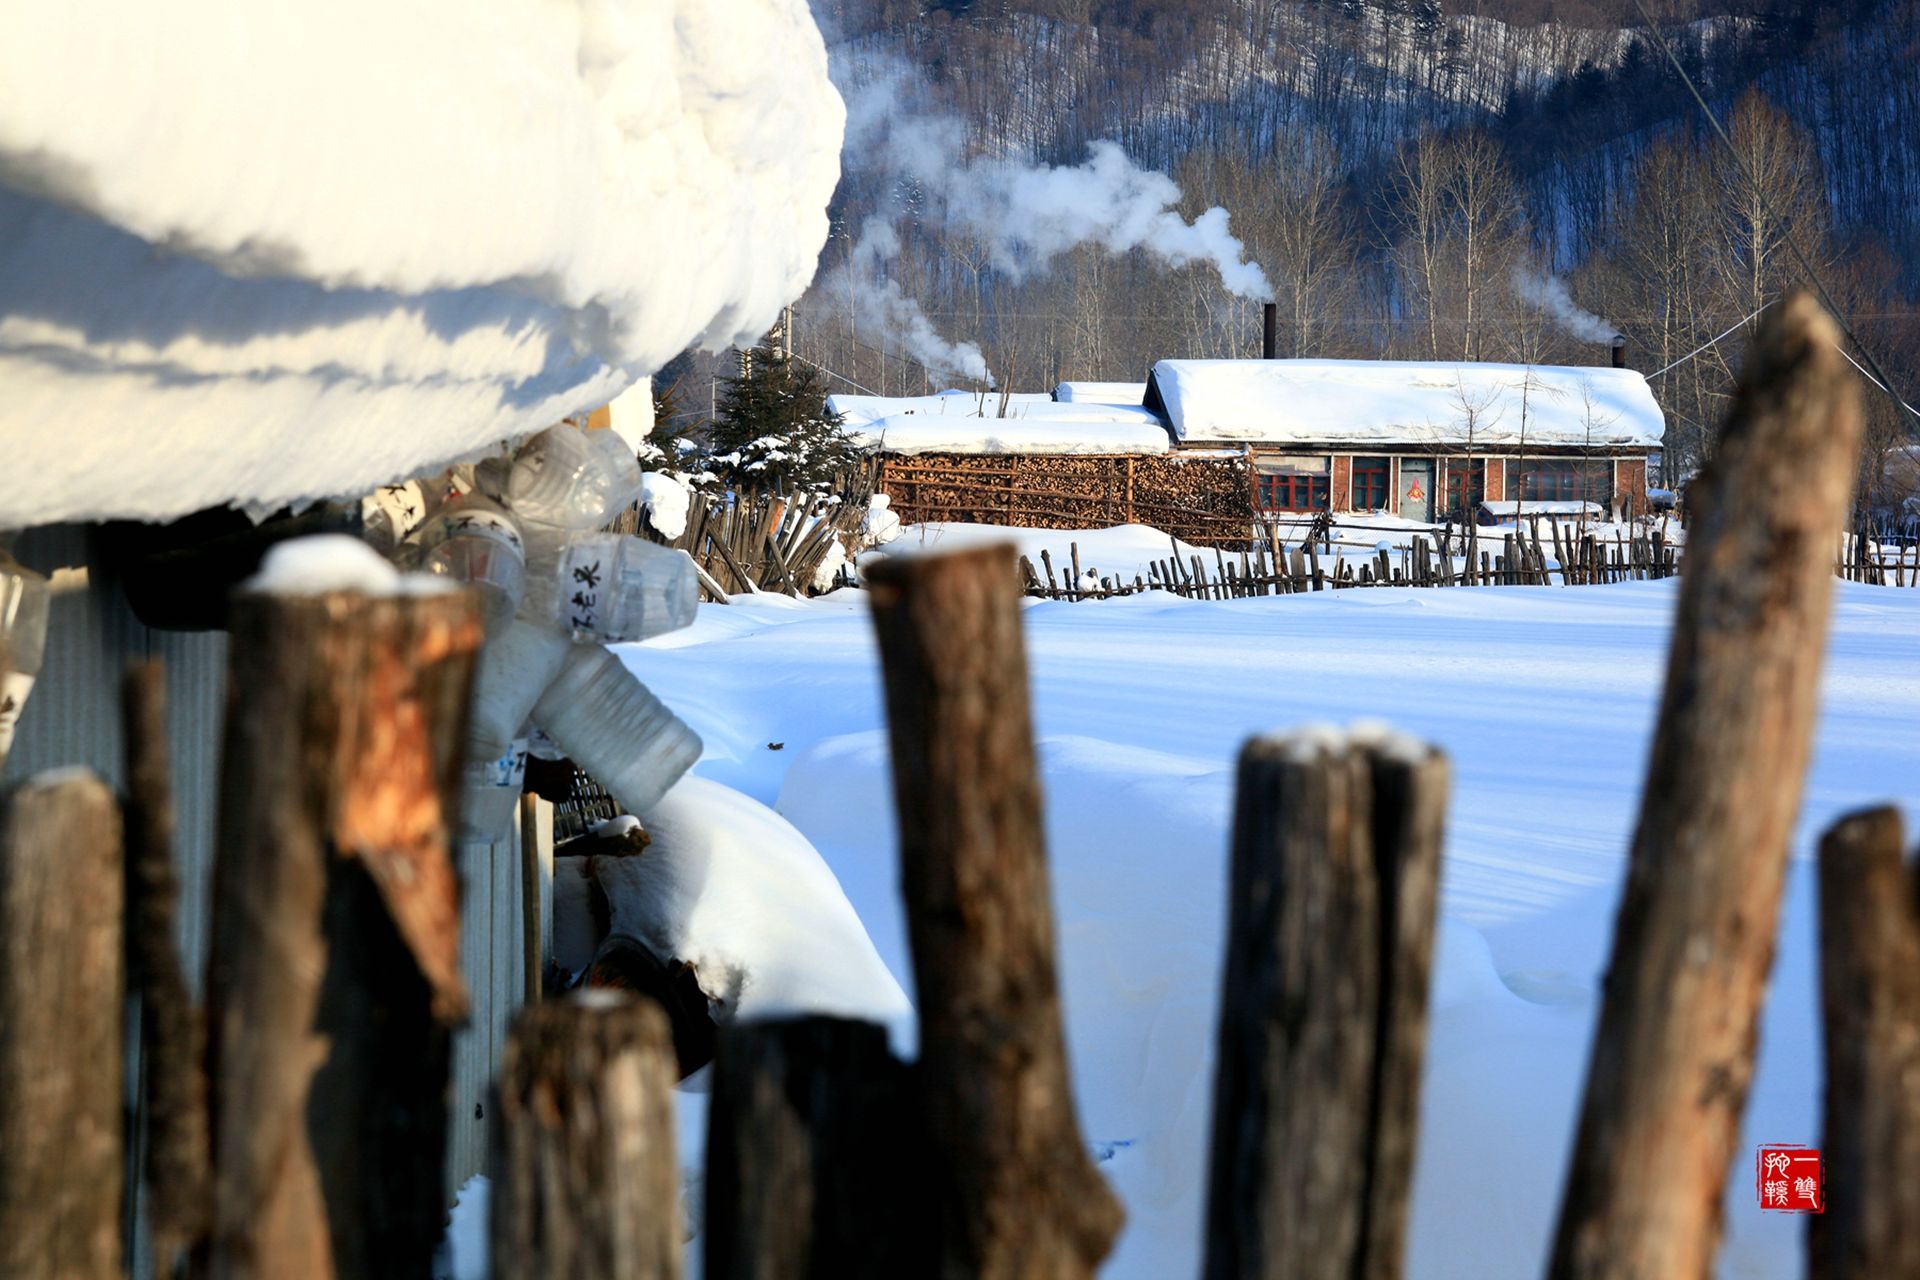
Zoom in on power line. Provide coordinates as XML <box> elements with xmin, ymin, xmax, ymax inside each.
<box><xmin>1644</xmin><ymin>304</ymin><xmax>1768</xmax><ymax>380</ymax></box>
<box><xmin>1625</xmin><ymin>0</ymin><xmax>1920</xmax><ymax>435</ymax></box>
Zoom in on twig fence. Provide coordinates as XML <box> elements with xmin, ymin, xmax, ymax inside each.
<box><xmin>1022</xmin><ymin>521</ymin><xmax>1681</xmax><ymax>601</ymax></box>
<box><xmin>617</xmin><ymin>482</ymin><xmax>868</xmax><ymax>602</ymax></box>
<box><xmin>2</xmin><ymin>294</ymin><xmax>1915</xmax><ymax>1278</ymax></box>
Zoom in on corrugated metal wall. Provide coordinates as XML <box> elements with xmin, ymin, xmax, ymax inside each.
<box><xmin>4</xmin><ymin>524</ymin><xmax>529</xmax><ymax>1260</ymax></box>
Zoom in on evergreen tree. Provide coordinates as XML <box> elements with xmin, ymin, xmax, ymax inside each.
<box><xmin>706</xmin><ymin>337</ymin><xmax>861</xmax><ymax>491</ymax></box>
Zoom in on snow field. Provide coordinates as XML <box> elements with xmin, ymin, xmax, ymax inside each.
<box><xmin>614</xmin><ymin>570</ymin><xmax>1920</xmax><ymax>1280</ymax></box>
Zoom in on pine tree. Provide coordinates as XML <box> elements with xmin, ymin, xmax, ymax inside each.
<box><xmin>706</xmin><ymin>337</ymin><xmax>860</xmax><ymax>491</ymax></box>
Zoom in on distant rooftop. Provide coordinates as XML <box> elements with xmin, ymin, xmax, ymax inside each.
<box><xmin>826</xmin><ymin>389</ymin><xmax>1169</xmax><ymax>456</ymax></box>
<box><xmin>1145</xmin><ymin>359</ymin><xmax>1664</xmax><ymax>449</ymax></box>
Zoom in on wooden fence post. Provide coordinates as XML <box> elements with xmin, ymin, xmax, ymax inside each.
<box><xmin>1810</xmin><ymin>807</ymin><xmax>1920</xmax><ymax>1279</ymax></box>
<box><xmin>867</xmin><ymin>544</ymin><xmax>1124</xmax><ymax>1280</ymax></box>
<box><xmin>1202</xmin><ymin>732</ymin><xmax>1447</xmax><ymax>1280</ymax></box>
<box><xmin>705</xmin><ymin>1016</ymin><xmax>931</xmax><ymax>1279</ymax></box>
<box><xmin>491</xmin><ymin>995</ymin><xmax>681</xmax><ymax>1280</ymax></box>
<box><xmin>1547</xmin><ymin>293</ymin><xmax>1865</xmax><ymax>1279</ymax></box>
<box><xmin>0</xmin><ymin>770</ymin><xmax>124</xmax><ymax>1279</ymax></box>
<box><xmin>123</xmin><ymin>661</ymin><xmax>213</xmax><ymax>1265</ymax></box>
<box><xmin>204</xmin><ymin>587</ymin><xmax>482</xmax><ymax>1280</ymax></box>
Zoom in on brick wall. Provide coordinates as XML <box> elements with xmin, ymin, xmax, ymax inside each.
<box><xmin>1616</xmin><ymin>457</ymin><xmax>1650</xmax><ymax>508</ymax></box>
<box><xmin>1330</xmin><ymin>455</ymin><xmax>1353</xmax><ymax>512</ymax></box>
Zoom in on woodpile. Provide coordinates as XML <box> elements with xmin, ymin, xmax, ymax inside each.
<box><xmin>876</xmin><ymin>452</ymin><xmax>1254</xmax><ymax>546</ymax></box>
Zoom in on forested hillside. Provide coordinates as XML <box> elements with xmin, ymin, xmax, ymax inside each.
<box><xmin>688</xmin><ymin>0</ymin><xmax>1920</xmax><ymax>497</ymax></box>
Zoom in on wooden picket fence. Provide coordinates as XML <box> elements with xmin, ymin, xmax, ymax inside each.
<box><xmin>1021</xmin><ymin>521</ymin><xmax>1682</xmax><ymax>602</ymax></box>
<box><xmin>1837</xmin><ymin>531</ymin><xmax>1920</xmax><ymax>585</ymax></box>
<box><xmin>4</xmin><ymin>295</ymin><xmax>1916</xmax><ymax>1280</ymax></box>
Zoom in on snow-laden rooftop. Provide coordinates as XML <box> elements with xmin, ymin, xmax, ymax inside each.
<box><xmin>1053</xmin><ymin>381</ymin><xmax>1147</xmax><ymax>405</ymax></box>
<box><xmin>0</xmin><ymin>1</ymin><xmax>843</xmax><ymax>527</ymax></box>
<box><xmin>829</xmin><ymin>390</ymin><xmax>1170</xmax><ymax>456</ymax></box>
<box><xmin>1148</xmin><ymin>359</ymin><xmax>1664</xmax><ymax>449</ymax></box>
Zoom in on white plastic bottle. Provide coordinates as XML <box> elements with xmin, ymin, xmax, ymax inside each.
<box><xmin>549</xmin><ymin>533</ymin><xmax>699</xmax><ymax>644</ymax></box>
<box><xmin>0</xmin><ymin>545</ymin><xmax>49</xmax><ymax>761</ymax></box>
<box><xmin>396</xmin><ymin>494</ymin><xmax>528</xmax><ymax>636</ymax></box>
<box><xmin>531</xmin><ymin>645</ymin><xmax>702</xmax><ymax>815</ymax></box>
<box><xmin>507</xmin><ymin>424</ymin><xmax>643</xmax><ymax>533</ymax></box>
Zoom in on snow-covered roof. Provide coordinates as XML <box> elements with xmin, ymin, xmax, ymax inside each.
<box><xmin>828</xmin><ymin>390</ymin><xmax>1170</xmax><ymax>455</ymax></box>
<box><xmin>0</xmin><ymin>1</ymin><xmax>843</xmax><ymax>527</ymax></box>
<box><xmin>1053</xmin><ymin>381</ymin><xmax>1147</xmax><ymax>405</ymax></box>
<box><xmin>1146</xmin><ymin>360</ymin><xmax>1664</xmax><ymax>449</ymax></box>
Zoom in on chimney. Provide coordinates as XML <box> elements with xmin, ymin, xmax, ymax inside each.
<box><xmin>1262</xmin><ymin>302</ymin><xmax>1278</xmax><ymax>360</ymax></box>
<box><xmin>1610</xmin><ymin>334</ymin><xmax>1627</xmax><ymax>369</ymax></box>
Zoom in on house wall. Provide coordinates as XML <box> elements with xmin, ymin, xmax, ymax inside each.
<box><xmin>1616</xmin><ymin>457</ymin><xmax>1650</xmax><ymax>509</ymax></box>
<box><xmin>1330</xmin><ymin>455</ymin><xmax>1353</xmax><ymax>513</ymax></box>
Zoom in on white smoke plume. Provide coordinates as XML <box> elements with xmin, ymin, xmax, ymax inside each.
<box><xmin>820</xmin><ymin>49</ymin><xmax>1270</xmax><ymax>384</ymax></box>
<box><xmin>1510</xmin><ymin>266</ymin><xmax>1618</xmax><ymax>345</ymax></box>
<box><xmin>817</xmin><ymin>218</ymin><xmax>993</xmax><ymax>386</ymax></box>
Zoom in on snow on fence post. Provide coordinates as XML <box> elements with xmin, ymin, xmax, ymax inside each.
<box><xmin>123</xmin><ymin>661</ymin><xmax>213</xmax><ymax>1264</ymax></box>
<box><xmin>1547</xmin><ymin>293</ymin><xmax>1865</xmax><ymax>1280</ymax></box>
<box><xmin>867</xmin><ymin>544</ymin><xmax>1124</xmax><ymax>1279</ymax></box>
<box><xmin>1201</xmin><ymin>730</ymin><xmax>1447</xmax><ymax>1280</ymax></box>
<box><xmin>1811</xmin><ymin>807</ymin><xmax>1920</xmax><ymax>1279</ymax></box>
<box><xmin>491</xmin><ymin>995</ymin><xmax>681</xmax><ymax>1280</ymax></box>
<box><xmin>0</xmin><ymin>769</ymin><xmax>124</xmax><ymax>1279</ymax></box>
<box><xmin>704</xmin><ymin>1015</ymin><xmax>932</xmax><ymax>1278</ymax></box>
<box><xmin>204</xmin><ymin>586</ymin><xmax>481</xmax><ymax>1280</ymax></box>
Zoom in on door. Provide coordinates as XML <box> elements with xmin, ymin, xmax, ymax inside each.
<box><xmin>1399</xmin><ymin>458</ymin><xmax>1434</xmax><ymax>522</ymax></box>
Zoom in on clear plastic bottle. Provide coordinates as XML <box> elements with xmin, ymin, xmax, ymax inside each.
<box><xmin>531</xmin><ymin>644</ymin><xmax>702</xmax><ymax>815</ymax></box>
<box><xmin>0</xmin><ymin>545</ymin><xmax>51</xmax><ymax>760</ymax></box>
<box><xmin>459</xmin><ymin>737</ymin><xmax>528</xmax><ymax>844</ymax></box>
<box><xmin>396</xmin><ymin>494</ymin><xmax>528</xmax><ymax>636</ymax></box>
<box><xmin>547</xmin><ymin>533</ymin><xmax>698</xmax><ymax>644</ymax></box>
<box><xmin>466</xmin><ymin>615</ymin><xmax>575</xmax><ymax>767</ymax></box>
<box><xmin>507</xmin><ymin>424</ymin><xmax>643</xmax><ymax>533</ymax></box>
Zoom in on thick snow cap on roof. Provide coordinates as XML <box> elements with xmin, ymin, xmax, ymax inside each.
<box><xmin>827</xmin><ymin>390</ymin><xmax>1170</xmax><ymax>456</ymax></box>
<box><xmin>1148</xmin><ymin>360</ymin><xmax>1664</xmax><ymax>449</ymax></box>
<box><xmin>1053</xmin><ymin>381</ymin><xmax>1147</xmax><ymax>405</ymax></box>
<box><xmin>0</xmin><ymin>0</ymin><xmax>844</xmax><ymax>527</ymax></box>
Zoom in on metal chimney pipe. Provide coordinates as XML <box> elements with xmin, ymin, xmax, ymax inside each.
<box><xmin>1611</xmin><ymin>334</ymin><xmax>1627</xmax><ymax>369</ymax></box>
<box><xmin>1262</xmin><ymin>302</ymin><xmax>1278</xmax><ymax>360</ymax></box>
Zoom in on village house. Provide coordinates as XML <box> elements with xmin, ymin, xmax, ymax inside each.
<box><xmin>840</xmin><ymin>351</ymin><xmax>1665</xmax><ymax>540</ymax></box>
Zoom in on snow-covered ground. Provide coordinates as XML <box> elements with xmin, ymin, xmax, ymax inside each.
<box><xmin>604</xmin><ymin>562</ymin><xmax>1920</xmax><ymax>1279</ymax></box>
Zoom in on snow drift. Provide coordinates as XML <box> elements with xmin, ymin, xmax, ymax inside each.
<box><xmin>0</xmin><ymin>0</ymin><xmax>844</xmax><ymax>526</ymax></box>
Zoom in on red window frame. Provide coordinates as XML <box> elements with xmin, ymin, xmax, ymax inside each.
<box><xmin>1446</xmin><ymin>459</ymin><xmax>1486</xmax><ymax>516</ymax></box>
<box><xmin>1351</xmin><ymin>456</ymin><xmax>1391</xmax><ymax>509</ymax></box>
<box><xmin>1259</xmin><ymin>473</ymin><xmax>1329</xmax><ymax>511</ymax></box>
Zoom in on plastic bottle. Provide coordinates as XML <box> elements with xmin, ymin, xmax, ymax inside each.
<box><xmin>466</xmin><ymin>615</ymin><xmax>576</xmax><ymax>768</ymax></box>
<box><xmin>531</xmin><ymin>645</ymin><xmax>702</xmax><ymax>815</ymax></box>
<box><xmin>396</xmin><ymin>494</ymin><xmax>528</xmax><ymax>636</ymax></box>
<box><xmin>0</xmin><ymin>545</ymin><xmax>50</xmax><ymax>760</ymax></box>
<box><xmin>546</xmin><ymin>532</ymin><xmax>698</xmax><ymax>644</ymax></box>
<box><xmin>507</xmin><ymin>424</ymin><xmax>643</xmax><ymax>533</ymax></box>
<box><xmin>459</xmin><ymin>737</ymin><xmax>529</xmax><ymax>844</ymax></box>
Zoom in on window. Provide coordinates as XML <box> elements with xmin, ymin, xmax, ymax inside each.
<box><xmin>1445</xmin><ymin>459</ymin><xmax>1486</xmax><ymax>516</ymax></box>
<box><xmin>1256</xmin><ymin>455</ymin><xmax>1331</xmax><ymax>512</ymax></box>
<box><xmin>1514</xmin><ymin>459</ymin><xmax>1612</xmax><ymax>503</ymax></box>
<box><xmin>1352</xmin><ymin>456</ymin><xmax>1390</xmax><ymax>509</ymax></box>
<box><xmin>1259</xmin><ymin>473</ymin><xmax>1329</xmax><ymax>511</ymax></box>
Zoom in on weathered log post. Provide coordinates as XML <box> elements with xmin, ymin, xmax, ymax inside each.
<box><xmin>705</xmin><ymin>1016</ymin><xmax>932</xmax><ymax>1279</ymax></box>
<box><xmin>1810</xmin><ymin>807</ymin><xmax>1920</xmax><ymax>1280</ymax></box>
<box><xmin>123</xmin><ymin>661</ymin><xmax>213</xmax><ymax>1265</ymax></box>
<box><xmin>0</xmin><ymin>770</ymin><xmax>124</xmax><ymax>1280</ymax></box>
<box><xmin>491</xmin><ymin>994</ymin><xmax>682</xmax><ymax>1280</ymax></box>
<box><xmin>1547</xmin><ymin>293</ymin><xmax>1865</xmax><ymax>1279</ymax></box>
<box><xmin>1202</xmin><ymin>731</ymin><xmax>1447</xmax><ymax>1280</ymax></box>
<box><xmin>205</xmin><ymin>584</ymin><xmax>482</xmax><ymax>1280</ymax></box>
<box><xmin>867</xmin><ymin>544</ymin><xmax>1124</xmax><ymax>1280</ymax></box>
